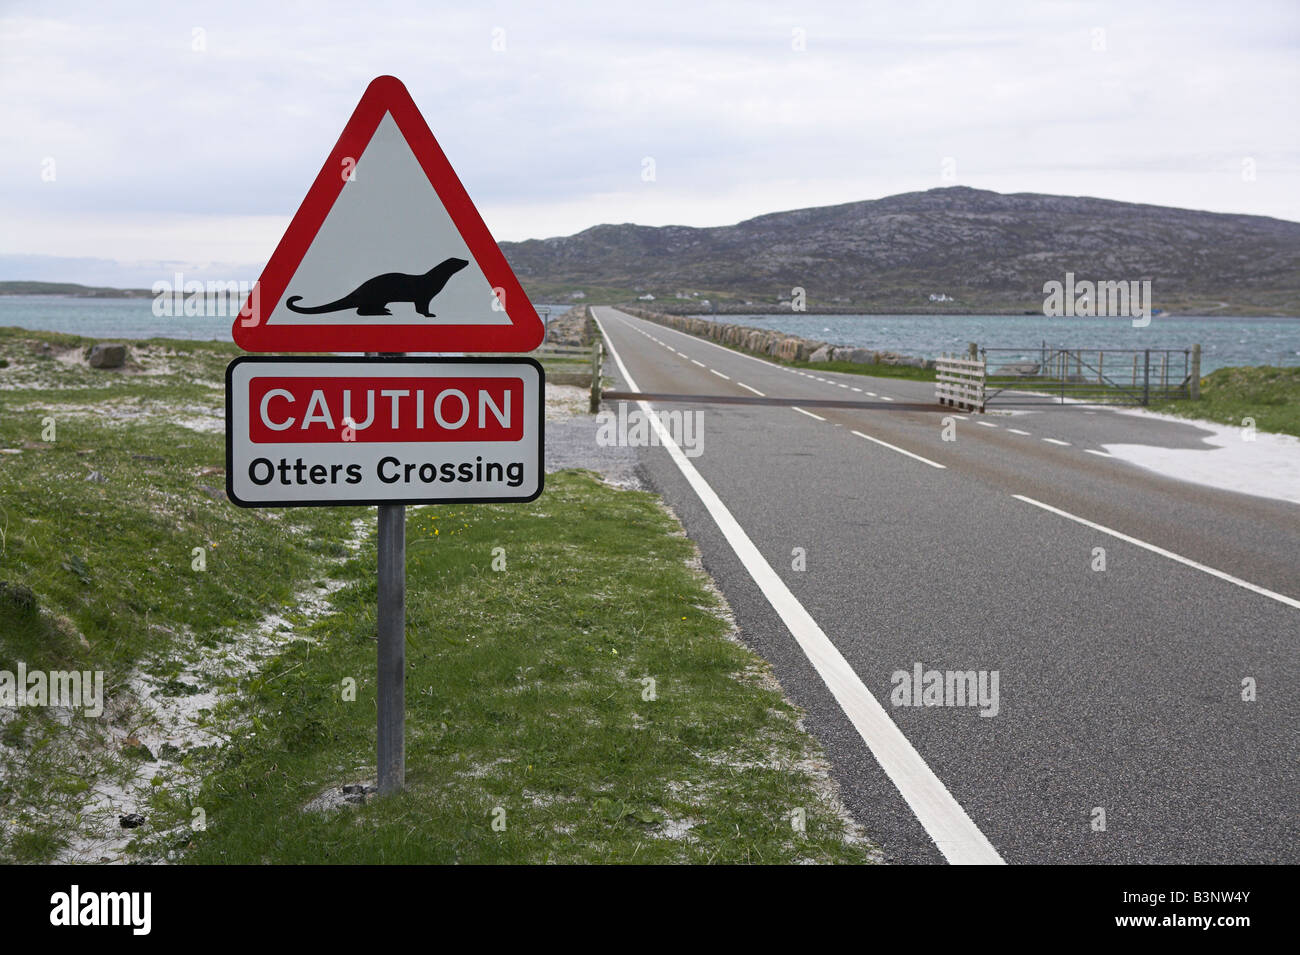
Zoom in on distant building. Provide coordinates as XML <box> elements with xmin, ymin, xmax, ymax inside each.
<box><xmin>638</xmin><ymin>293</ymin><xmax>656</xmax><ymax>301</ymax></box>
<box><xmin>929</xmin><ymin>293</ymin><xmax>954</xmax><ymax>302</ymax></box>
<box><xmin>568</xmin><ymin>290</ymin><xmax>586</xmax><ymax>300</ymax></box>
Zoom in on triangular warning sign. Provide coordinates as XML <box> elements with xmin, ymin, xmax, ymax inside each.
<box><xmin>233</xmin><ymin>75</ymin><xmax>544</xmax><ymax>353</ymax></box>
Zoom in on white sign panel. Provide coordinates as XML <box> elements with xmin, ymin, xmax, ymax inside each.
<box><xmin>226</xmin><ymin>357</ymin><xmax>543</xmax><ymax>506</ymax></box>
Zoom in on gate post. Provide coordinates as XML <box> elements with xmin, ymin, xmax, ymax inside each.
<box><xmin>1190</xmin><ymin>344</ymin><xmax>1202</xmax><ymax>400</ymax></box>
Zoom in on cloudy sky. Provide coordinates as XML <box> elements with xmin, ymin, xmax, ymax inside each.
<box><xmin>2</xmin><ymin>0</ymin><xmax>1297</xmax><ymax>286</ymax></box>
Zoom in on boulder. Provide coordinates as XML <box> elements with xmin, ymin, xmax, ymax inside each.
<box><xmin>87</xmin><ymin>343</ymin><xmax>127</xmax><ymax>369</ymax></box>
<box><xmin>809</xmin><ymin>345</ymin><xmax>834</xmax><ymax>363</ymax></box>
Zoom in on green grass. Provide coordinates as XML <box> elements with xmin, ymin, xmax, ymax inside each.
<box><xmin>168</xmin><ymin>471</ymin><xmax>875</xmax><ymax>864</ymax></box>
<box><xmin>0</xmin><ymin>326</ymin><xmax>877</xmax><ymax>865</ymax></box>
<box><xmin>0</xmin><ymin>329</ymin><xmax>361</xmax><ymax>861</ymax></box>
<box><xmin>1148</xmin><ymin>365</ymin><xmax>1300</xmax><ymax>438</ymax></box>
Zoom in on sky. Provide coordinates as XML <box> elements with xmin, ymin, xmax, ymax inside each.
<box><xmin>2</xmin><ymin>0</ymin><xmax>1298</xmax><ymax>287</ymax></box>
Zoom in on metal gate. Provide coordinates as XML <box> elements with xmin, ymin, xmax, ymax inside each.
<box><xmin>980</xmin><ymin>345</ymin><xmax>1198</xmax><ymax>406</ymax></box>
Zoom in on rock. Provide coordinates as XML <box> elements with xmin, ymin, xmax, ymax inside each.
<box><xmin>119</xmin><ymin>813</ymin><xmax>147</xmax><ymax>829</ymax></box>
<box><xmin>198</xmin><ymin>484</ymin><xmax>226</xmax><ymax>501</ymax></box>
<box><xmin>87</xmin><ymin>343</ymin><xmax>128</xmax><ymax>369</ymax></box>
<box><xmin>993</xmin><ymin>361</ymin><xmax>1040</xmax><ymax>376</ymax></box>
<box><xmin>0</xmin><ymin>581</ymin><xmax>37</xmax><ymax>614</ymax></box>
<box><xmin>84</xmin><ymin>471</ymin><xmax>108</xmax><ymax>484</ymax></box>
<box><xmin>809</xmin><ymin>345</ymin><xmax>833</xmax><ymax>363</ymax></box>
<box><xmin>341</xmin><ymin>784</ymin><xmax>367</xmax><ymax>795</ymax></box>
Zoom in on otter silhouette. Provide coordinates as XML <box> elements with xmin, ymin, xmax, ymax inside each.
<box><xmin>285</xmin><ymin>256</ymin><xmax>469</xmax><ymax>317</ymax></box>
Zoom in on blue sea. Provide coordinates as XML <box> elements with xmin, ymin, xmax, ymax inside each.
<box><xmin>704</xmin><ymin>312</ymin><xmax>1300</xmax><ymax>375</ymax></box>
<box><xmin>1</xmin><ymin>296</ymin><xmax>1297</xmax><ymax>374</ymax></box>
<box><xmin>0</xmin><ymin>296</ymin><xmax>576</xmax><ymax>346</ymax></box>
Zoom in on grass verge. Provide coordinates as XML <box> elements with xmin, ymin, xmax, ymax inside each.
<box><xmin>1148</xmin><ymin>365</ymin><xmax>1300</xmax><ymax>438</ymax></box>
<box><xmin>169</xmin><ymin>470</ymin><xmax>877</xmax><ymax>864</ymax></box>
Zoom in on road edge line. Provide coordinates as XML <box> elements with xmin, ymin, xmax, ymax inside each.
<box><xmin>594</xmin><ymin>308</ymin><xmax>1006</xmax><ymax>865</ymax></box>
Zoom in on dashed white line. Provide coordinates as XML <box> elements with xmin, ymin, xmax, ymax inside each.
<box><xmin>851</xmin><ymin>430</ymin><xmax>947</xmax><ymax>469</ymax></box>
<box><xmin>1007</xmin><ymin>428</ymin><xmax>1031</xmax><ymax>436</ymax></box>
<box><xmin>709</xmin><ymin>369</ymin><xmax>731</xmax><ymax>380</ymax></box>
<box><xmin>593</xmin><ymin>308</ymin><xmax>1003</xmax><ymax>866</ymax></box>
<box><xmin>1013</xmin><ymin>494</ymin><xmax>1300</xmax><ymax>611</ymax></box>
<box><xmin>1083</xmin><ymin>449</ymin><xmax>1112</xmax><ymax>458</ymax></box>
<box><xmin>676</xmin><ymin>351</ymin><xmax>688</xmax><ymax>358</ymax></box>
<box><xmin>738</xmin><ymin>382</ymin><xmax>765</xmax><ymax>396</ymax></box>
<box><xmin>976</xmin><ymin>421</ymin><xmax>998</xmax><ymax>428</ymax></box>
<box><xmin>1042</xmin><ymin>438</ymin><xmax>1071</xmax><ymax>446</ymax></box>
<box><xmin>793</xmin><ymin>406</ymin><xmax>826</xmax><ymax>421</ymax></box>
<box><xmin>690</xmin><ymin>359</ymin><xmax>706</xmax><ymax>367</ymax></box>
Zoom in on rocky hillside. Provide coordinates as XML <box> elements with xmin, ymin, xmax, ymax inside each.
<box><xmin>503</xmin><ymin>187</ymin><xmax>1300</xmax><ymax>315</ymax></box>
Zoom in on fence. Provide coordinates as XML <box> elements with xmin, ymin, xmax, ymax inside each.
<box><xmin>936</xmin><ymin>354</ymin><xmax>986</xmax><ymax>412</ymax></box>
<box><xmin>979</xmin><ymin>344</ymin><xmax>1201</xmax><ymax>406</ymax></box>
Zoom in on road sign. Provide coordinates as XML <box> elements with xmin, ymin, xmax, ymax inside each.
<box><xmin>226</xmin><ymin>356</ymin><xmax>544</xmax><ymax>506</ymax></box>
<box><xmin>231</xmin><ymin>75</ymin><xmax>544</xmax><ymax>353</ymax></box>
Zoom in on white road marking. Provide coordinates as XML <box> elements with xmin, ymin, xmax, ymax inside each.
<box><xmin>851</xmin><ymin>387</ymin><xmax>863</xmax><ymax>393</ymax></box>
<box><xmin>793</xmin><ymin>406</ymin><xmax>826</xmax><ymax>421</ymax></box>
<box><xmin>976</xmin><ymin>421</ymin><xmax>998</xmax><ymax>428</ymax></box>
<box><xmin>738</xmin><ymin>382</ymin><xmax>765</xmax><ymax>396</ymax></box>
<box><xmin>1042</xmin><ymin>438</ymin><xmax>1071</xmax><ymax>446</ymax></box>
<box><xmin>1012</xmin><ymin>494</ymin><xmax>1300</xmax><ymax>611</ymax></box>
<box><xmin>865</xmin><ymin>392</ymin><xmax>877</xmax><ymax>397</ymax></box>
<box><xmin>1007</xmin><ymin>428</ymin><xmax>1031</xmax><ymax>436</ymax></box>
<box><xmin>851</xmin><ymin>430</ymin><xmax>947</xmax><ymax>469</ymax></box>
<box><xmin>594</xmin><ymin>309</ymin><xmax>1003</xmax><ymax>865</ymax></box>
<box><xmin>880</xmin><ymin>395</ymin><xmax>894</xmax><ymax>402</ymax></box>
<box><xmin>709</xmin><ymin>369</ymin><xmax>731</xmax><ymax>380</ymax></box>
<box><xmin>1083</xmin><ymin>449</ymin><xmax>1112</xmax><ymax>458</ymax></box>
<box><xmin>691</xmin><ymin>359</ymin><xmax>706</xmax><ymax>367</ymax></box>
<box><xmin>676</xmin><ymin>351</ymin><xmax>688</xmax><ymax>358</ymax></box>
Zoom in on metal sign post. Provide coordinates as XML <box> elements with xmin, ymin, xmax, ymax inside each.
<box><xmin>376</xmin><ymin>501</ymin><xmax>406</xmax><ymax>794</ymax></box>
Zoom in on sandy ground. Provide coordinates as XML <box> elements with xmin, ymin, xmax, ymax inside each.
<box><xmin>1106</xmin><ymin>408</ymin><xmax>1300</xmax><ymax>506</ymax></box>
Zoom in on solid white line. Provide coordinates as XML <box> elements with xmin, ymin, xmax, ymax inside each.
<box><xmin>691</xmin><ymin>359</ymin><xmax>706</xmax><ymax>367</ymax></box>
<box><xmin>851</xmin><ymin>430</ymin><xmax>947</xmax><ymax>469</ymax></box>
<box><xmin>793</xmin><ymin>406</ymin><xmax>826</xmax><ymax>421</ymax></box>
<box><xmin>1007</xmin><ymin>428</ymin><xmax>1031</xmax><ymax>436</ymax></box>
<box><xmin>738</xmin><ymin>382</ymin><xmax>765</xmax><ymax>396</ymax></box>
<box><xmin>1042</xmin><ymin>438</ymin><xmax>1071</xmax><ymax>446</ymax></box>
<box><xmin>1012</xmin><ymin>494</ymin><xmax>1300</xmax><ymax>611</ymax></box>
<box><xmin>593</xmin><ymin>309</ymin><xmax>1003</xmax><ymax>865</ymax></box>
<box><xmin>1083</xmin><ymin>449</ymin><xmax>1111</xmax><ymax>457</ymax></box>
<box><xmin>709</xmin><ymin>369</ymin><xmax>731</xmax><ymax>380</ymax></box>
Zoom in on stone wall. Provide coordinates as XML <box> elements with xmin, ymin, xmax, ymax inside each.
<box><xmin>614</xmin><ymin>307</ymin><xmax>935</xmax><ymax>370</ymax></box>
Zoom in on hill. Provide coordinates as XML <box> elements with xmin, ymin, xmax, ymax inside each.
<box><xmin>499</xmin><ymin>186</ymin><xmax>1300</xmax><ymax>315</ymax></box>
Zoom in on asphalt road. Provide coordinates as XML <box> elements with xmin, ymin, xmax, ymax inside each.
<box><xmin>591</xmin><ymin>306</ymin><xmax>1299</xmax><ymax>865</ymax></box>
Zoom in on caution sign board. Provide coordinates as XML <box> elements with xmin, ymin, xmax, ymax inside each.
<box><xmin>226</xmin><ymin>357</ymin><xmax>543</xmax><ymax>506</ymax></box>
